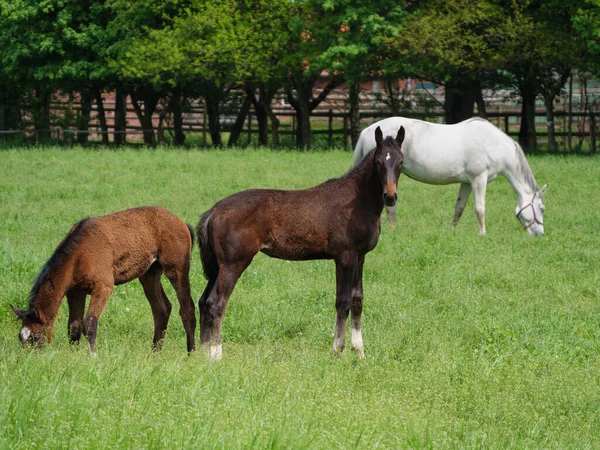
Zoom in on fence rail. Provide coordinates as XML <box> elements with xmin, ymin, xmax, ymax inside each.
<box><xmin>3</xmin><ymin>103</ymin><xmax>598</xmax><ymax>153</ymax></box>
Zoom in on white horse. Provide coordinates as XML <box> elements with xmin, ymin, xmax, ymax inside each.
<box><xmin>353</xmin><ymin>117</ymin><xmax>547</xmax><ymax>235</ymax></box>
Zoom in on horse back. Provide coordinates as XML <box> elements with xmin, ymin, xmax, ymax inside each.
<box><xmin>356</xmin><ymin>117</ymin><xmax>514</xmax><ymax>183</ymax></box>
<box><xmin>71</xmin><ymin>206</ymin><xmax>191</xmax><ymax>286</ymax></box>
<box><xmin>208</xmin><ymin>187</ymin><xmax>376</xmax><ymax>261</ymax></box>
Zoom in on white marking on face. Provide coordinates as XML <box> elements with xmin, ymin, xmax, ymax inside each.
<box><xmin>20</xmin><ymin>326</ymin><xmax>31</xmax><ymax>343</ymax></box>
<box><xmin>386</xmin><ymin>152</ymin><xmax>391</xmax><ymax>161</ymax></box>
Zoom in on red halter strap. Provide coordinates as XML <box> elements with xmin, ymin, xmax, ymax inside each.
<box><xmin>516</xmin><ymin>196</ymin><xmax>543</xmax><ymax>229</ymax></box>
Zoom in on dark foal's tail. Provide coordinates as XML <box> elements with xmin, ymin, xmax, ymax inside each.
<box><xmin>197</xmin><ymin>209</ymin><xmax>218</xmax><ymax>281</ymax></box>
<box><xmin>186</xmin><ymin>224</ymin><xmax>195</xmax><ymax>248</ymax></box>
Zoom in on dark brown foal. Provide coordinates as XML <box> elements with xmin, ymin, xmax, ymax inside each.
<box><xmin>11</xmin><ymin>206</ymin><xmax>196</xmax><ymax>355</ymax></box>
<box><xmin>197</xmin><ymin>126</ymin><xmax>405</xmax><ymax>359</ymax></box>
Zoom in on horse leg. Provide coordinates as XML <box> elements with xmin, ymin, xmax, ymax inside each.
<box><xmin>83</xmin><ymin>282</ymin><xmax>114</xmax><ymax>356</ymax></box>
<box><xmin>333</xmin><ymin>252</ymin><xmax>358</xmax><ymax>354</ymax></box>
<box><xmin>200</xmin><ymin>262</ymin><xmax>248</xmax><ymax>360</ymax></box>
<box><xmin>66</xmin><ymin>289</ymin><xmax>86</xmax><ymax>344</ymax></box>
<box><xmin>198</xmin><ymin>278</ymin><xmax>216</xmax><ymax>343</ymax></box>
<box><xmin>385</xmin><ymin>204</ymin><xmax>398</xmax><ymax>228</ymax></box>
<box><xmin>163</xmin><ymin>262</ymin><xmax>196</xmax><ymax>354</ymax></box>
<box><xmin>139</xmin><ymin>262</ymin><xmax>172</xmax><ymax>351</ymax></box>
<box><xmin>452</xmin><ymin>183</ymin><xmax>472</xmax><ymax>228</ymax></box>
<box><xmin>471</xmin><ymin>174</ymin><xmax>488</xmax><ymax>235</ymax></box>
<box><xmin>350</xmin><ymin>255</ymin><xmax>365</xmax><ymax>358</ymax></box>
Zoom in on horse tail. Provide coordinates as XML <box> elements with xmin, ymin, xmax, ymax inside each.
<box><xmin>197</xmin><ymin>209</ymin><xmax>218</xmax><ymax>281</ymax></box>
<box><xmin>186</xmin><ymin>223</ymin><xmax>195</xmax><ymax>248</ymax></box>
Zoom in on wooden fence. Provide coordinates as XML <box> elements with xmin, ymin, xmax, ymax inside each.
<box><xmin>3</xmin><ymin>97</ymin><xmax>599</xmax><ymax>153</ymax></box>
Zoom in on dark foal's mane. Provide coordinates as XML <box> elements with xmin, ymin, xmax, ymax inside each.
<box><xmin>27</xmin><ymin>218</ymin><xmax>90</xmax><ymax>309</ymax></box>
<box><xmin>322</xmin><ymin>139</ymin><xmax>381</xmax><ymax>185</ymax></box>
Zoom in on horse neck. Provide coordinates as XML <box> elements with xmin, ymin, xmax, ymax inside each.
<box><xmin>29</xmin><ymin>263</ymin><xmax>72</xmax><ymax>326</ymax></box>
<box><xmin>349</xmin><ymin>155</ymin><xmax>385</xmax><ymax>216</ymax></box>
<box><xmin>503</xmin><ymin>151</ymin><xmax>538</xmax><ymax>207</ymax></box>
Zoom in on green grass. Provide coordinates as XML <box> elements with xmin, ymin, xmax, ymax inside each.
<box><xmin>1</xmin><ymin>147</ymin><xmax>599</xmax><ymax>449</ymax></box>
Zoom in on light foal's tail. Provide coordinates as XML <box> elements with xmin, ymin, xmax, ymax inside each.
<box><xmin>196</xmin><ymin>209</ymin><xmax>218</xmax><ymax>281</ymax></box>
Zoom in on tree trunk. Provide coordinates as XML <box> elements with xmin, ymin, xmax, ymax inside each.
<box><xmin>0</xmin><ymin>84</ymin><xmax>21</xmax><ymax>139</ymax></box>
<box><xmin>349</xmin><ymin>82</ymin><xmax>361</xmax><ymax>148</ymax></box>
<box><xmin>205</xmin><ymin>92</ymin><xmax>222</xmax><ymax>147</ymax></box>
<box><xmin>114</xmin><ymin>87</ymin><xmax>127</xmax><ymax>146</ymax></box>
<box><xmin>169</xmin><ymin>87</ymin><xmax>186</xmax><ymax>146</ymax></box>
<box><xmin>268</xmin><ymin>109</ymin><xmax>280</xmax><ymax>147</ymax></box>
<box><xmin>33</xmin><ymin>87</ymin><xmax>52</xmax><ymax>144</ymax></box>
<box><xmin>157</xmin><ymin>108</ymin><xmax>166</xmax><ymax>144</ymax></box>
<box><xmin>285</xmin><ymin>81</ymin><xmax>312</xmax><ymax>149</ymax></box>
<box><xmin>296</xmin><ymin>99</ymin><xmax>311</xmax><ymax>149</ymax></box>
<box><xmin>130</xmin><ymin>88</ymin><xmax>158</xmax><ymax>147</ymax></box>
<box><xmin>384</xmin><ymin>79</ymin><xmax>402</xmax><ymax>115</ymax></box>
<box><xmin>93</xmin><ymin>89</ymin><xmax>110</xmax><ymax>145</ymax></box>
<box><xmin>254</xmin><ymin>100</ymin><xmax>269</xmax><ymax>146</ymax></box>
<box><xmin>228</xmin><ymin>94</ymin><xmax>252</xmax><ymax>147</ymax></box>
<box><xmin>245</xmin><ymin>85</ymin><xmax>272</xmax><ymax>146</ymax></box>
<box><xmin>543</xmin><ymin>95</ymin><xmax>557</xmax><ymax>152</ymax></box>
<box><xmin>286</xmin><ymin>75</ymin><xmax>343</xmax><ymax>149</ymax></box>
<box><xmin>519</xmin><ymin>79</ymin><xmax>537</xmax><ymax>151</ymax></box>
<box><xmin>444</xmin><ymin>77</ymin><xmax>479</xmax><ymax>124</ymax></box>
<box><xmin>76</xmin><ymin>90</ymin><xmax>93</xmax><ymax>146</ymax></box>
<box><xmin>255</xmin><ymin>82</ymin><xmax>281</xmax><ymax>147</ymax></box>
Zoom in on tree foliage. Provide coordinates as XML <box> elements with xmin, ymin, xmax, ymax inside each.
<box><xmin>0</xmin><ymin>0</ymin><xmax>596</xmax><ymax>148</ymax></box>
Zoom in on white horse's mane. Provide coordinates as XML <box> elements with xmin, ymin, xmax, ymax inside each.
<box><xmin>513</xmin><ymin>141</ymin><xmax>538</xmax><ymax>191</ymax></box>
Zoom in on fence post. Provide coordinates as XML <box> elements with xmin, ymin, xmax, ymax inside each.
<box><xmin>591</xmin><ymin>113</ymin><xmax>597</xmax><ymax>154</ymax></box>
<box><xmin>328</xmin><ymin>109</ymin><xmax>333</xmax><ymax>148</ymax></box>
<box><xmin>202</xmin><ymin>100</ymin><xmax>207</xmax><ymax>147</ymax></box>
<box><xmin>504</xmin><ymin>115</ymin><xmax>509</xmax><ymax>135</ymax></box>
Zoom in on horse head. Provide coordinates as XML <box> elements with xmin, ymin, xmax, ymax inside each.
<box><xmin>516</xmin><ymin>184</ymin><xmax>547</xmax><ymax>236</ymax></box>
<box><xmin>10</xmin><ymin>305</ymin><xmax>48</xmax><ymax>347</ymax></box>
<box><xmin>374</xmin><ymin>126</ymin><xmax>405</xmax><ymax>207</ymax></box>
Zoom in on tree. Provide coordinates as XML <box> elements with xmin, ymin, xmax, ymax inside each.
<box><xmin>389</xmin><ymin>0</ymin><xmax>508</xmax><ymax>123</ymax></box>
<box><xmin>494</xmin><ymin>1</ymin><xmax>588</xmax><ymax>150</ymax></box>
<box><xmin>0</xmin><ymin>0</ymin><xmax>117</xmax><ymax>144</ymax></box>
<box><xmin>312</xmin><ymin>0</ymin><xmax>406</xmax><ymax>146</ymax></box>
<box><xmin>233</xmin><ymin>0</ymin><xmax>295</xmax><ymax>147</ymax></box>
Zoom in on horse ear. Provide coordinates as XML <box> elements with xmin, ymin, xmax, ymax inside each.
<box><xmin>10</xmin><ymin>304</ymin><xmax>24</xmax><ymax>319</ymax></box>
<box><xmin>538</xmin><ymin>184</ymin><xmax>547</xmax><ymax>196</ymax></box>
<box><xmin>375</xmin><ymin>126</ymin><xmax>383</xmax><ymax>147</ymax></box>
<box><xmin>396</xmin><ymin>126</ymin><xmax>405</xmax><ymax>146</ymax></box>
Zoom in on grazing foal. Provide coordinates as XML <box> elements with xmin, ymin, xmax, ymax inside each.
<box><xmin>197</xmin><ymin>126</ymin><xmax>405</xmax><ymax>359</ymax></box>
<box><xmin>11</xmin><ymin>206</ymin><xmax>197</xmax><ymax>355</ymax></box>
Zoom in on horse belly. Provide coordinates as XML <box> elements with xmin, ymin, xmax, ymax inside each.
<box><xmin>404</xmin><ymin>159</ymin><xmax>469</xmax><ymax>185</ymax></box>
<box><xmin>261</xmin><ymin>229</ymin><xmax>330</xmax><ymax>261</ymax></box>
<box><xmin>113</xmin><ymin>251</ymin><xmax>156</xmax><ymax>285</ymax></box>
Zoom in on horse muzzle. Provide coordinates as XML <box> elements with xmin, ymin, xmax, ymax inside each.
<box><xmin>383</xmin><ymin>192</ymin><xmax>397</xmax><ymax>207</ymax></box>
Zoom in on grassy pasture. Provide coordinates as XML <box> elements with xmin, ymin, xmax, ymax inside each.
<box><xmin>0</xmin><ymin>147</ymin><xmax>599</xmax><ymax>449</ymax></box>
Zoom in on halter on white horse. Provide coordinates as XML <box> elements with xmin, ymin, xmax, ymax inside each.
<box><xmin>353</xmin><ymin>117</ymin><xmax>547</xmax><ymax>235</ymax></box>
